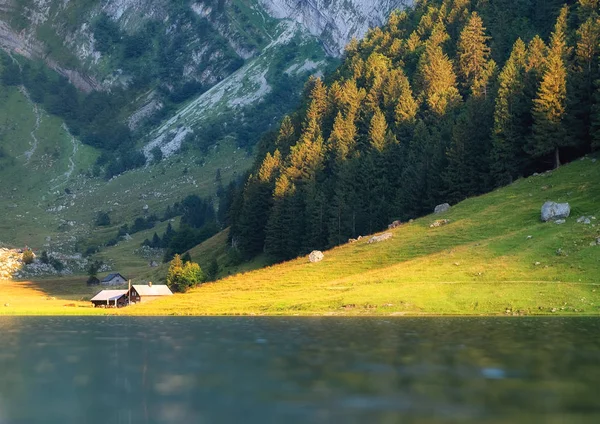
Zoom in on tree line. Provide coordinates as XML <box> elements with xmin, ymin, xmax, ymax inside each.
<box><xmin>225</xmin><ymin>0</ymin><xmax>599</xmax><ymax>263</ymax></box>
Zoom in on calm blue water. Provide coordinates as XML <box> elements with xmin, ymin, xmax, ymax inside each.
<box><xmin>0</xmin><ymin>317</ymin><xmax>599</xmax><ymax>423</ymax></box>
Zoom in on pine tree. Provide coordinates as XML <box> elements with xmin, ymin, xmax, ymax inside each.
<box><xmin>328</xmin><ymin>112</ymin><xmax>357</xmax><ymax>162</ymax></box>
<box><xmin>491</xmin><ymin>38</ymin><xmax>529</xmax><ymax>184</ymax></box>
<box><xmin>276</xmin><ymin>116</ymin><xmax>296</xmax><ymax>156</ymax></box>
<box><xmin>530</xmin><ymin>6</ymin><xmax>570</xmax><ymax>169</ymax></box>
<box><xmin>237</xmin><ymin>151</ymin><xmax>282</xmax><ymax>257</ymax></box>
<box><xmin>369</xmin><ymin>108</ymin><xmax>388</xmax><ymax>151</ymax></box>
<box><xmin>457</xmin><ymin>11</ymin><xmax>497</xmax><ymax>98</ymax></box>
<box><xmin>569</xmin><ymin>14</ymin><xmax>600</xmax><ymax>147</ymax></box>
<box><xmin>418</xmin><ymin>33</ymin><xmax>462</xmax><ymax>115</ymax></box>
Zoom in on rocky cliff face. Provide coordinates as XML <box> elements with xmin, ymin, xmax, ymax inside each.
<box><xmin>259</xmin><ymin>0</ymin><xmax>412</xmax><ymax>56</ymax></box>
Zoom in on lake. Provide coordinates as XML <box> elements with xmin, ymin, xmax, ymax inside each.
<box><xmin>0</xmin><ymin>317</ymin><xmax>599</xmax><ymax>423</ymax></box>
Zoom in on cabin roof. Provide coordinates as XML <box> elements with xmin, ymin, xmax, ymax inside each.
<box><xmin>101</xmin><ymin>273</ymin><xmax>126</xmax><ymax>282</ymax></box>
<box><xmin>131</xmin><ymin>284</ymin><xmax>173</xmax><ymax>296</ymax></box>
<box><xmin>91</xmin><ymin>290</ymin><xmax>128</xmax><ymax>302</ymax></box>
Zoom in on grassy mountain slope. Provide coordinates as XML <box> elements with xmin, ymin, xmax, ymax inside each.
<box><xmin>0</xmin><ymin>81</ymin><xmax>252</xmax><ymax>252</ymax></box>
<box><xmin>2</xmin><ymin>156</ymin><xmax>599</xmax><ymax>315</ymax></box>
<box><xmin>124</xmin><ymin>156</ymin><xmax>600</xmax><ymax>316</ymax></box>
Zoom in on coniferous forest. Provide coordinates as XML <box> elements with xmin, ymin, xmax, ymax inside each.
<box><xmin>227</xmin><ymin>0</ymin><xmax>600</xmax><ymax>262</ymax></box>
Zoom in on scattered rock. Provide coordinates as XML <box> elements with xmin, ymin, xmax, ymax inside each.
<box><xmin>149</xmin><ymin>260</ymin><xmax>159</xmax><ymax>267</ymax></box>
<box><xmin>4</xmin><ymin>303</ymin><xmax>9</xmax><ymax>307</ymax></box>
<box><xmin>368</xmin><ymin>233</ymin><xmax>393</xmax><ymax>244</ymax></box>
<box><xmin>434</xmin><ymin>203</ymin><xmax>451</xmax><ymax>214</ymax></box>
<box><xmin>357</xmin><ymin>236</ymin><xmax>363</xmax><ymax>240</ymax></box>
<box><xmin>309</xmin><ymin>250</ymin><xmax>324</xmax><ymax>263</ymax></box>
<box><xmin>348</xmin><ymin>238</ymin><xmax>357</xmax><ymax>243</ymax></box>
<box><xmin>592</xmin><ymin>158</ymin><xmax>597</xmax><ymax>163</ymax></box>
<box><xmin>526</xmin><ymin>235</ymin><xmax>533</xmax><ymax>240</ymax></box>
<box><xmin>388</xmin><ymin>220</ymin><xmax>402</xmax><ymax>229</ymax></box>
<box><xmin>577</xmin><ymin>216</ymin><xmax>592</xmax><ymax>225</ymax></box>
<box><xmin>534</xmin><ymin>262</ymin><xmax>541</xmax><ymax>266</ymax></box>
<box><xmin>556</xmin><ymin>248</ymin><xmax>567</xmax><ymax>256</ymax></box>
<box><xmin>408</xmin><ymin>219</ymin><xmax>414</xmax><ymax>223</ymax></box>
<box><xmin>555</xmin><ymin>219</ymin><xmax>566</xmax><ymax>225</ymax></box>
<box><xmin>143</xmin><ymin>204</ymin><xmax>149</xmax><ymax>211</ymax></box>
<box><xmin>551</xmin><ymin>308</ymin><xmax>557</xmax><ymax>313</ymax></box>
<box><xmin>430</xmin><ymin>219</ymin><xmax>451</xmax><ymax>228</ymax></box>
<box><xmin>541</xmin><ymin>201</ymin><xmax>570</xmax><ymax>222</ymax></box>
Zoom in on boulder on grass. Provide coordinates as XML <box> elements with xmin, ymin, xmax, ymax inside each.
<box><xmin>541</xmin><ymin>201</ymin><xmax>570</xmax><ymax>222</ymax></box>
<box><xmin>309</xmin><ymin>251</ymin><xmax>324</xmax><ymax>263</ymax></box>
<box><xmin>434</xmin><ymin>203</ymin><xmax>451</xmax><ymax>214</ymax></box>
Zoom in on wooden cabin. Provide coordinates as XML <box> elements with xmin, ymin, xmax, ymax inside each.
<box><xmin>128</xmin><ymin>283</ymin><xmax>173</xmax><ymax>303</ymax></box>
<box><xmin>91</xmin><ymin>290</ymin><xmax>128</xmax><ymax>308</ymax></box>
<box><xmin>101</xmin><ymin>273</ymin><xmax>127</xmax><ymax>286</ymax></box>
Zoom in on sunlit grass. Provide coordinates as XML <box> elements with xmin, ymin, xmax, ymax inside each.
<box><xmin>4</xmin><ymin>156</ymin><xmax>600</xmax><ymax>316</ymax></box>
<box><xmin>120</xmin><ymin>156</ymin><xmax>600</xmax><ymax>316</ymax></box>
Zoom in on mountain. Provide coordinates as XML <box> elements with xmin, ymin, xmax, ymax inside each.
<box><xmin>0</xmin><ymin>1</ymin><xmax>411</xmax><ymax>157</ymax></box>
<box><xmin>0</xmin><ymin>0</ymin><xmax>412</xmax><ymax>270</ymax></box>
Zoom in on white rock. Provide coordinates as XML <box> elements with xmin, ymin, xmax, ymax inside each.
<box><xmin>368</xmin><ymin>233</ymin><xmax>393</xmax><ymax>244</ymax></box>
<box><xmin>309</xmin><ymin>250</ymin><xmax>324</xmax><ymax>263</ymax></box>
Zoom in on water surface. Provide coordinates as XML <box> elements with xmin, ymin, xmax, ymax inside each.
<box><xmin>0</xmin><ymin>317</ymin><xmax>599</xmax><ymax>423</ymax></box>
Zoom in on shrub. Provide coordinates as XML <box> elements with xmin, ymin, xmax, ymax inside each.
<box><xmin>49</xmin><ymin>258</ymin><xmax>64</xmax><ymax>272</ymax></box>
<box><xmin>96</xmin><ymin>211</ymin><xmax>111</xmax><ymax>226</ymax></box>
<box><xmin>22</xmin><ymin>249</ymin><xmax>34</xmax><ymax>265</ymax></box>
<box><xmin>166</xmin><ymin>254</ymin><xmax>204</xmax><ymax>293</ymax></box>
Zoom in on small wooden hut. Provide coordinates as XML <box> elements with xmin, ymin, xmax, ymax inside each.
<box><xmin>91</xmin><ymin>290</ymin><xmax>128</xmax><ymax>308</ymax></box>
<box><xmin>128</xmin><ymin>283</ymin><xmax>173</xmax><ymax>304</ymax></box>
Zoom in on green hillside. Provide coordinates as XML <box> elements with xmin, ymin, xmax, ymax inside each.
<box><xmin>122</xmin><ymin>156</ymin><xmax>600</xmax><ymax>316</ymax></box>
<box><xmin>0</xmin><ymin>81</ymin><xmax>252</xmax><ymax>252</ymax></box>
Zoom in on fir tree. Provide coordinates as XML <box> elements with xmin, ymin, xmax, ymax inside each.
<box><xmin>457</xmin><ymin>12</ymin><xmax>496</xmax><ymax>98</ymax></box>
<box><xmin>418</xmin><ymin>38</ymin><xmax>462</xmax><ymax>115</ymax></box>
<box><xmin>530</xmin><ymin>6</ymin><xmax>570</xmax><ymax>169</ymax></box>
<box><xmin>369</xmin><ymin>108</ymin><xmax>388</xmax><ymax>151</ymax></box>
<box><xmin>491</xmin><ymin>38</ymin><xmax>529</xmax><ymax>184</ymax></box>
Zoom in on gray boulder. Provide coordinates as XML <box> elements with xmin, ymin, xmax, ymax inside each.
<box><xmin>434</xmin><ymin>203</ymin><xmax>451</xmax><ymax>214</ymax></box>
<box><xmin>541</xmin><ymin>201</ymin><xmax>570</xmax><ymax>222</ymax></box>
<box><xmin>309</xmin><ymin>251</ymin><xmax>324</xmax><ymax>263</ymax></box>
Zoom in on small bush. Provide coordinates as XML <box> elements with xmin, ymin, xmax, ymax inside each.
<box><xmin>96</xmin><ymin>211</ymin><xmax>111</xmax><ymax>226</ymax></box>
<box><xmin>22</xmin><ymin>250</ymin><xmax>34</xmax><ymax>265</ymax></box>
<box><xmin>49</xmin><ymin>258</ymin><xmax>64</xmax><ymax>272</ymax></box>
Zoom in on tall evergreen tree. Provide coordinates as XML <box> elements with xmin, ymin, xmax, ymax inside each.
<box><xmin>457</xmin><ymin>11</ymin><xmax>497</xmax><ymax>98</ymax></box>
<box><xmin>418</xmin><ymin>41</ymin><xmax>462</xmax><ymax>115</ymax></box>
<box><xmin>530</xmin><ymin>6</ymin><xmax>570</xmax><ymax>169</ymax></box>
<box><xmin>491</xmin><ymin>38</ymin><xmax>529</xmax><ymax>184</ymax></box>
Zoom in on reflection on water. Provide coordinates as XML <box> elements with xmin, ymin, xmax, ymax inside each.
<box><xmin>0</xmin><ymin>317</ymin><xmax>599</xmax><ymax>423</ymax></box>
